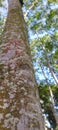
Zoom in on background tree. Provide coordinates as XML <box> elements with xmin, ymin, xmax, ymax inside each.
<box><xmin>0</xmin><ymin>0</ymin><xmax>58</xmax><ymax>129</ymax></box>
<box><xmin>24</xmin><ymin>0</ymin><xmax>58</xmax><ymax>129</ymax></box>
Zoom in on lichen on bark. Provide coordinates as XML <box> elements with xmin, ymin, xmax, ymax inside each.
<box><xmin>0</xmin><ymin>0</ymin><xmax>45</xmax><ymax>129</ymax></box>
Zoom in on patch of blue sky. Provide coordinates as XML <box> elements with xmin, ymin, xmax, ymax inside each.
<box><xmin>33</xmin><ymin>58</ymin><xmax>56</xmax><ymax>84</ymax></box>
<box><xmin>0</xmin><ymin>0</ymin><xmax>8</xmax><ymax>18</ymax></box>
<box><xmin>42</xmin><ymin>0</ymin><xmax>47</xmax><ymax>7</ymax></box>
<box><xmin>50</xmin><ymin>3</ymin><xmax>58</xmax><ymax>10</ymax></box>
<box><xmin>43</xmin><ymin>113</ymin><xmax>51</xmax><ymax>128</ymax></box>
<box><xmin>0</xmin><ymin>7</ymin><xmax>7</xmax><ymax>18</ymax></box>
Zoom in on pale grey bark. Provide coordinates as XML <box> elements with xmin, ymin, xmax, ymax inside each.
<box><xmin>35</xmin><ymin>31</ymin><xmax>58</xmax><ymax>85</ymax></box>
<box><xmin>39</xmin><ymin>62</ymin><xmax>58</xmax><ymax>125</ymax></box>
<box><xmin>42</xmin><ymin>47</ymin><xmax>58</xmax><ymax>85</ymax></box>
<box><xmin>0</xmin><ymin>0</ymin><xmax>45</xmax><ymax>130</ymax></box>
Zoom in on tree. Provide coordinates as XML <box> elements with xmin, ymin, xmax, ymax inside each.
<box><xmin>0</xmin><ymin>0</ymin><xmax>45</xmax><ymax>130</ymax></box>
<box><xmin>25</xmin><ymin>0</ymin><xmax>58</xmax><ymax>128</ymax></box>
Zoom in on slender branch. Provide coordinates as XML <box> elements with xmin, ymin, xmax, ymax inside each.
<box><xmin>43</xmin><ymin>46</ymin><xmax>58</xmax><ymax>85</ymax></box>
<box><xmin>36</xmin><ymin>31</ymin><xmax>58</xmax><ymax>85</ymax></box>
<box><xmin>24</xmin><ymin>0</ymin><xmax>38</xmax><ymax>18</ymax></box>
<box><xmin>39</xmin><ymin>61</ymin><xmax>58</xmax><ymax>125</ymax></box>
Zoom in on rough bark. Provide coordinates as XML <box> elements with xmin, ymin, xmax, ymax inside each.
<box><xmin>0</xmin><ymin>0</ymin><xmax>44</xmax><ymax>130</ymax></box>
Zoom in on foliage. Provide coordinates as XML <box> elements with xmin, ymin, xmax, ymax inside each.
<box><xmin>55</xmin><ymin>126</ymin><xmax>58</xmax><ymax>130</ymax></box>
<box><xmin>0</xmin><ymin>0</ymin><xmax>58</xmax><ymax>129</ymax></box>
<box><xmin>24</xmin><ymin>0</ymin><xmax>58</xmax><ymax>129</ymax></box>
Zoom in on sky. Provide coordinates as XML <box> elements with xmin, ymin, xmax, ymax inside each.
<box><xmin>0</xmin><ymin>0</ymin><xmax>58</xmax><ymax>84</ymax></box>
<box><xmin>0</xmin><ymin>1</ymin><xmax>58</xmax><ymax>128</ymax></box>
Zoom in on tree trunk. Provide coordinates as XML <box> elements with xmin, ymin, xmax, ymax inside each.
<box><xmin>0</xmin><ymin>0</ymin><xmax>44</xmax><ymax>130</ymax></box>
<box><xmin>39</xmin><ymin>62</ymin><xmax>58</xmax><ymax>126</ymax></box>
<box><xmin>42</xmin><ymin>47</ymin><xmax>58</xmax><ymax>85</ymax></box>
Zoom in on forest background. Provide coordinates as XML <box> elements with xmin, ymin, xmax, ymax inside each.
<box><xmin>0</xmin><ymin>0</ymin><xmax>58</xmax><ymax>130</ymax></box>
